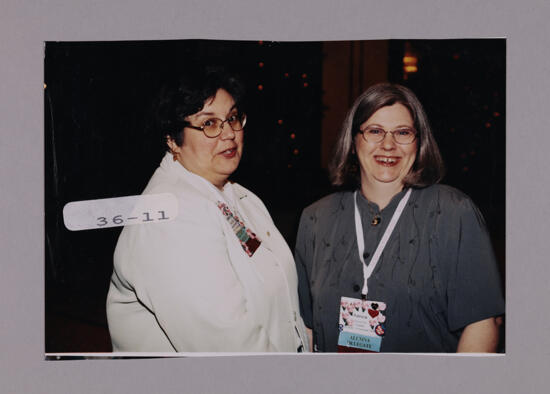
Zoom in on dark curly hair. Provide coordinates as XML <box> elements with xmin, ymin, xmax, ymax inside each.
<box><xmin>155</xmin><ymin>66</ymin><xmax>245</xmax><ymax>149</ymax></box>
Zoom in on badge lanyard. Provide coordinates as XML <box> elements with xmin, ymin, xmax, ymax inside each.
<box><xmin>354</xmin><ymin>188</ymin><xmax>412</xmax><ymax>298</ymax></box>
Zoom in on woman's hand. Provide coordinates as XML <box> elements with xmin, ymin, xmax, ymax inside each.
<box><xmin>306</xmin><ymin>327</ymin><xmax>313</xmax><ymax>352</ymax></box>
<box><xmin>456</xmin><ymin>316</ymin><xmax>503</xmax><ymax>352</ymax></box>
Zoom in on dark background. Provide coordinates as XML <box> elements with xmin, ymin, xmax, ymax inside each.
<box><xmin>45</xmin><ymin>39</ymin><xmax>505</xmax><ymax>353</ymax></box>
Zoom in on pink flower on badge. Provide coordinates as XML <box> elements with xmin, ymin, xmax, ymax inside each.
<box><xmin>353</xmin><ymin>300</ymin><xmax>362</xmax><ymax>311</ymax></box>
<box><xmin>362</xmin><ymin>300</ymin><xmax>369</xmax><ymax>312</ymax></box>
<box><xmin>344</xmin><ymin>316</ymin><xmax>353</xmax><ymax>327</ymax></box>
<box><xmin>346</xmin><ymin>304</ymin><xmax>355</xmax><ymax>315</ymax></box>
<box><xmin>369</xmin><ymin>319</ymin><xmax>377</xmax><ymax>328</ymax></box>
<box><xmin>341</xmin><ymin>300</ymin><xmax>349</xmax><ymax>311</ymax></box>
<box><xmin>378</xmin><ymin>314</ymin><xmax>386</xmax><ymax>323</ymax></box>
<box><xmin>378</xmin><ymin>303</ymin><xmax>386</xmax><ymax>311</ymax></box>
<box><xmin>342</xmin><ymin>312</ymin><xmax>350</xmax><ymax>325</ymax></box>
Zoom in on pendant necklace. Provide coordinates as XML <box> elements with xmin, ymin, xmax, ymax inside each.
<box><xmin>362</xmin><ymin>193</ymin><xmax>381</xmax><ymax>226</ymax></box>
<box><xmin>369</xmin><ymin>210</ymin><xmax>381</xmax><ymax>226</ymax></box>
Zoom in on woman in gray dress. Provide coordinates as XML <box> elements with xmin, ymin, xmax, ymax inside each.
<box><xmin>295</xmin><ymin>83</ymin><xmax>504</xmax><ymax>352</ymax></box>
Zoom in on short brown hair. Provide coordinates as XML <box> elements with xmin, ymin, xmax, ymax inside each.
<box><xmin>329</xmin><ymin>82</ymin><xmax>444</xmax><ymax>189</ymax></box>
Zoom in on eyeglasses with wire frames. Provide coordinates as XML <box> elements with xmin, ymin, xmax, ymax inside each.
<box><xmin>358</xmin><ymin>125</ymin><xmax>417</xmax><ymax>145</ymax></box>
<box><xmin>184</xmin><ymin>112</ymin><xmax>247</xmax><ymax>138</ymax></box>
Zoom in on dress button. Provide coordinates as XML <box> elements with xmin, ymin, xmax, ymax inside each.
<box><xmin>353</xmin><ymin>284</ymin><xmax>360</xmax><ymax>292</ymax></box>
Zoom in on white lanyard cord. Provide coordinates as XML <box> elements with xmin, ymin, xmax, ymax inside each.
<box><xmin>354</xmin><ymin>188</ymin><xmax>412</xmax><ymax>298</ymax></box>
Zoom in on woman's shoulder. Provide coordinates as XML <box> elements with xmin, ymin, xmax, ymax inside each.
<box><xmin>142</xmin><ymin>165</ymin><xmax>180</xmax><ymax>195</ymax></box>
<box><xmin>230</xmin><ymin>182</ymin><xmax>262</xmax><ymax>203</ymax></box>
<box><xmin>295</xmin><ymin>192</ymin><xmax>354</xmax><ymax>243</ymax></box>
<box><xmin>416</xmin><ymin>184</ymin><xmax>471</xmax><ymax>202</ymax></box>
<box><xmin>415</xmin><ymin>184</ymin><xmax>479</xmax><ymax>215</ymax></box>
<box><xmin>302</xmin><ymin>191</ymin><xmax>353</xmax><ymax>219</ymax></box>
<box><xmin>139</xmin><ymin>169</ymin><xmax>219</xmax><ymax>228</ymax></box>
<box><xmin>229</xmin><ymin>182</ymin><xmax>269</xmax><ymax>212</ymax></box>
<box><xmin>115</xmin><ymin>179</ymin><xmax>223</xmax><ymax>267</ymax></box>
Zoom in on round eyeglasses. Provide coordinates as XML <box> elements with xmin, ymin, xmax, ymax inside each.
<box><xmin>184</xmin><ymin>113</ymin><xmax>247</xmax><ymax>138</ymax></box>
<box><xmin>359</xmin><ymin>126</ymin><xmax>417</xmax><ymax>145</ymax></box>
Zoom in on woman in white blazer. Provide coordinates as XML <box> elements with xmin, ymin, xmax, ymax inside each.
<box><xmin>106</xmin><ymin>68</ymin><xmax>309</xmax><ymax>352</ymax></box>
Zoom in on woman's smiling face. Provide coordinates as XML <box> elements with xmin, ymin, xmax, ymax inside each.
<box><xmin>354</xmin><ymin>103</ymin><xmax>417</xmax><ymax>189</ymax></box>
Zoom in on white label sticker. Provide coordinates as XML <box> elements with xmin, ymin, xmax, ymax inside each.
<box><xmin>63</xmin><ymin>193</ymin><xmax>178</xmax><ymax>231</ymax></box>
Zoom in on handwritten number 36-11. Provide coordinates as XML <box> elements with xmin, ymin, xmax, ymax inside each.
<box><xmin>96</xmin><ymin>211</ymin><xmax>169</xmax><ymax>227</ymax></box>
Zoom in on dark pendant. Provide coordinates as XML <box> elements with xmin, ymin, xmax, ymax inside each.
<box><xmin>371</xmin><ymin>216</ymin><xmax>381</xmax><ymax>226</ymax></box>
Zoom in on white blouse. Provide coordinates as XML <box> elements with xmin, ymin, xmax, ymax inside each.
<box><xmin>106</xmin><ymin>153</ymin><xmax>308</xmax><ymax>352</ymax></box>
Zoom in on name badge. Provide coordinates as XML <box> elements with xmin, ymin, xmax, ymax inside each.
<box><xmin>337</xmin><ymin>297</ymin><xmax>387</xmax><ymax>353</ymax></box>
<box><xmin>216</xmin><ymin>201</ymin><xmax>261</xmax><ymax>257</ymax></box>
